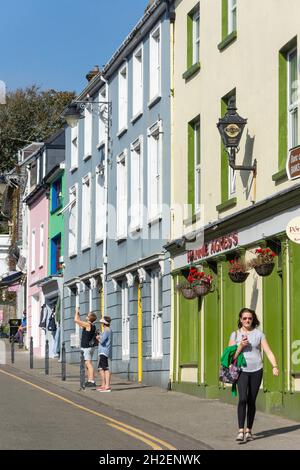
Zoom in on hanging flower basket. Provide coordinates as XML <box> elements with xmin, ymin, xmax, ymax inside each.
<box><xmin>193</xmin><ymin>282</ymin><xmax>211</xmax><ymax>296</ymax></box>
<box><xmin>181</xmin><ymin>287</ymin><xmax>198</xmax><ymax>300</ymax></box>
<box><xmin>254</xmin><ymin>263</ymin><xmax>275</xmax><ymax>277</ymax></box>
<box><xmin>228</xmin><ymin>271</ymin><xmax>249</xmax><ymax>283</ymax></box>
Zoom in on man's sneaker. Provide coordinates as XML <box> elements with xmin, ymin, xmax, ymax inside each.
<box><xmin>85</xmin><ymin>381</ymin><xmax>97</xmax><ymax>388</ymax></box>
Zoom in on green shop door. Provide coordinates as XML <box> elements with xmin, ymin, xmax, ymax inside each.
<box><xmin>262</xmin><ymin>244</ymin><xmax>284</xmax><ymax>406</ymax></box>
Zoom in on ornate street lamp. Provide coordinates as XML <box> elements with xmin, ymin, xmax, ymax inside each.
<box><xmin>62</xmin><ymin>99</ymin><xmax>111</xmax><ymax>128</ymax></box>
<box><xmin>217</xmin><ymin>97</ymin><xmax>257</xmax><ymax>173</ymax></box>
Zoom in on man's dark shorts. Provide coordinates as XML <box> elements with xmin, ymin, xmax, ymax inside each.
<box><xmin>98</xmin><ymin>354</ymin><xmax>110</xmax><ymax>371</ymax></box>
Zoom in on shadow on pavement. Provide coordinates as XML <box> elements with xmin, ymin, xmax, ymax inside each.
<box><xmin>253</xmin><ymin>424</ymin><xmax>300</xmax><ymax>440</ymax></box>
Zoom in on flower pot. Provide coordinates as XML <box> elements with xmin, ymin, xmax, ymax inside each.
<box><xmin>254</xmin><ymin>263</ymin><xmax>275</xmax><ymax>277</ymax></box>
<box><xmin>228</xmin><ymin>271</ymin><xmax>249</xmax><ymax>283</ymax></box>
<box><xmin>193</xmin><ymin>283</ymin><xmax>211</xmax><ymax>297</ymax></box>
<box><xmin>180</xmin><ymin>288</ymin><xmax>197</xmax><ymax>300</ymax></box>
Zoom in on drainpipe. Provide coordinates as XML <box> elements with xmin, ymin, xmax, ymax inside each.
<box><xmin>137</xmin><ymin>282</ymin><xmax>143</xmax><ymax>383</ymax></box>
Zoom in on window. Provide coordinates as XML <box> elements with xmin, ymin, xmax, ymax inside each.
<box><xmin>148</xmin><ymin>121</ymin><xmax>162</xmax><ymax>222</ymax></box>
<box><xmin>228</xmin><ymin>0</ymin><xmax>237</xmax><ymax>35</ymax></box>
<box><xmin>229</xmin><ymin>166</ymin><xmax>236</xmax><ymax>197</ymax></box>
<box><xmin>118</xmin><ymin>64</ymin><xmax>128</xmax><ymax>133</ymax></box>
<box><xmin>192</xmin><ymin>7</ymin><xmax>200</xmax><ymax>64</ymax></box>
<box><xmin>121</xmin><ymin>280</ymin><xmax>130</xmax><ymax>360</ymax></box>
<box><xmin>31</xmin><ymin>229</ymin><xmax>36</xmax><ymax>272</ymax></box>
<box><xmin>51</xmin><ymin>234</ymin><xmax>62</xmax><ymax>275</ymax></box>
<box><xmin>68</xmin><ymin>185</ymin><xmax>77</xmax><ymax>256</ymax></box>
<box><xmin>187</xmin><ymin>117</ymin><xmax>201</xmax><ymax>216</ymax></box>
<box><xmin>98</xmin><ymin>87</ymin><xmax>107</xmax><ymax>147</ymax></box>
<box><xmin>81</xmin><ymin>174</ymin><xmax>91</xmax><ymax>249</ymax></box>
<box><xmin>151</xmin><ymin>270</ymin><xmax>163</xmax><ymax>359</ymax></box>
<box><xmin>132</xmin><ymin>46</ymin><xmax>143</xmax><ymax>118</ymax></box>
<box><xmin>84</xmin><ymin>106</ymin><xmax>92</xmax><ymax>158</ymax></box>
<box><xmin>39</xmin><ymin>224</ymin><xmax>44</xmax><ymax>267</ymax></box>
<box><xmin>71</xmin><ymin>124</ymin><xmax>78</xmax><ymax>169</ymax></box>
<box><xmin>95</xmin><ymin>164</ymin><xmax>106</xmax><ymax>242</ymax></box>
<box><xmin>116</xmin><ymin>150</ymin><xmax>127</xmax><ymax>239</ymax></box>
<box><xmin>130</xmin><ymin>137</ymin><xmax>143</xmax><ymax>231</ymax></box>
<box><xmin>51</xmin><ymin>177</ymin><xmax>62</xmax><ymax>212</ymax></box>
<box><xmin>149</xmin><ymin>25</ymin><xmax>161</xmax><ymax>102</ymax></box>
<box><xmin>288</xmin><ymin>48</ymin><xmax>298</xmax><ymax>149</ymax></box>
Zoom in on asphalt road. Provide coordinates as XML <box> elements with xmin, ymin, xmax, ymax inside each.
<box><xmin>0</xmin><ymin>367</ymin><xmax>209</xmax><ymax>450</ymax></box>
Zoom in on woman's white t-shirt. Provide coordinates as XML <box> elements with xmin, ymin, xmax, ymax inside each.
<box><xmin>230</xmin><ymin>329</ymin><xmax>265</xmax><ymax>372</ymax></box>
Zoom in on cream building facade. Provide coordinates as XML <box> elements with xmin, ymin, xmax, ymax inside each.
<box><xmin>166</xmin><ymin>0</ymin><xmax>300</xmax><ymax>420</ymax></box>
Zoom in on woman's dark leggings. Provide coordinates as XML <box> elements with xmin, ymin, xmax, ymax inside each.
<box><xmin>237</xmin><ymin>369</ymin><xmax>263</xmax><ymax>429</ymax></box>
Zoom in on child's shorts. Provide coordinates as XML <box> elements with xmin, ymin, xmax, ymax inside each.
<box><xmin>98</xmin><ymin>354</ymin><xmax>111</xmax><ymax>371</ymax></box>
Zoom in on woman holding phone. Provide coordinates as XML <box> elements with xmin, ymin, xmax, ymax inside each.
<box><xmin>229</xmin><ymin>308</ymin><xmax>279</xmax><ymax>442</ymax></box>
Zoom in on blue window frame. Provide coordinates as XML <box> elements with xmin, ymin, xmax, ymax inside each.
<box><xmin>51</xmin><ymin>234</ymin><xmax>62</xmax><ymax>275</ymax></box>
<box><xmin>51</xmin><ymin>177</ymin><xmax>62</xmax><ymax>212</ymax></box>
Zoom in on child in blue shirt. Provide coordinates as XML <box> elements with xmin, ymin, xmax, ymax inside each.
<box><xmin>96</xmin><ymin>316</ymin><xmax>112</xmax><ymax>392</ymax></box>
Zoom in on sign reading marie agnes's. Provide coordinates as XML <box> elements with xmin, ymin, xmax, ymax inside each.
<box><xmin>187</xmin><ymin>231</ymin><xmax>239</xmax><ymax>263</ymax></box>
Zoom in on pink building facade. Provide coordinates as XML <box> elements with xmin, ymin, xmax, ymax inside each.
<box><xmin>27</xmin><ymin>189</ymin><xmax>48</xmax><ymax>357</ymax></box>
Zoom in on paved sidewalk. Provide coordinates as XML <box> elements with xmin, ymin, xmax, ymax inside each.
<box><xmin>3</xmin><ymin>345</ymin><xmax>300</xmax><ymax>450</ymax></box>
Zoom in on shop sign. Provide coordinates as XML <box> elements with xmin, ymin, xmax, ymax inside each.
<box><xmin>187</xmin><ymin>232</ymin><xmax>239</xmax><ymax>263</ymax></box>
<box><xmin>286</xmin><ymin>146</ymin><xmax>300</xmax><ymax>180</ymax></box>
<box><xmin>286</xmin><ymin>217</ymin><xmax>300</xmax><ymax>244</ymax></box>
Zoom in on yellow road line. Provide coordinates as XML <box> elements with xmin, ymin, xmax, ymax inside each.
<box><xmin>108</xmin><ymin>423</ymin><xmax>163</xmax><ymax>450</ymax></box>
<box><xmin>0</xmin><ymin>368</ymin><xmax>176</xmax><ymax>450</ymax></box>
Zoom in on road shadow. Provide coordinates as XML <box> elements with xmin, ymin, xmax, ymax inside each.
<box><xmin>253</xmin><ymin>424</ymin><xmax>300</xmax><ymax>441</ymax></box>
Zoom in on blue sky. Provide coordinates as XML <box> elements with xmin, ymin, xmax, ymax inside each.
<box><xmin>0</xmin><ymin>0</ymin><xmax>148</xmax><ymax>94</ymax></box>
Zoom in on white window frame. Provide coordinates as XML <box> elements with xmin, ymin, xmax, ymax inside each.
<box><xmin>42</xmin><ymin>151</ymin><xmax>46</xmax><ymax>179</ymax></box>
<box><xmin>147</xmin><ymin>121</ymin><xmax>163</xmax><ymax>223</ymax></box>
<box><xmin>68</xmin><ymin>184</ymin><xmax>78</xmax><ymax>257</ymax></box>
<box><xmin>192</xmin><ymin>8</ymin><xmax>200</xmax><ymax>64</ymax></box>
<box><xmin>39</xmin><ymin>223</ymin><xmax>44</xmax><ymax>268</ymax></box>
<box><xmin>151</xmin><ymin>269</ymin><xmax>163</xmax><ymax>359</ymax></box>
<box><xmin>81</xmin><ymin>174</ymin><xmax>92</xmax><ymax>250</ymax></box>
<box><xmin>116</xmin><ymin>150</ymin><xmax>128</xmax><ymax>240</ymax></box>
<box><xmin>228</xmin><ymin>0</ymin><xmax>237</xmax><ymax>35</ymax></box>
<box><xmin>84</xmin><ymin>105</ymin><xmax>92</xmax><ymax>159</ymax></box>
<box><xmin>229</xmin><ymin>166</ymin><xmax>236</xmax><ymax>197</ymax></box>
<box><xmin>130</xmin><ymin>137</ymin><xmax>143</xmax><ymax>232</ymax></box>
<box><xmin>121</xmin><ymin>280</ymin><xmax>130</xmax><ymax>360</ymax></box>
<box><xmin>98</xmin><ymin>87</ymin><xmax>107</xmax><ymax>148</ymax></box>
<box><xmin>132</xmin><ymin>45</ymin><xmax>143</xmax><ymax>120</ymax></box>
<box><xmin>118</xmin><ymin>63</ymin><xmax>128</xmax><ymax>134</ymax></box>
<box><xmin>287</xmin><ymin>47</ymin><xmax>298</xmax><ymax>150</ymax></box>
<box><xmin>194</xmin><ymin>120</ymin><xmax>201</xmax><ymax>213</ymax></box>
<box><xmin>31</xmin><ymin>229</ymin><xmax>36</xmax><ymax>272</ymax></box>
<box><xmin>71</xmin><ymin>124</ymin><xmax>78</xmax><ymax>170</ymax></box>
<box><xmin>95</xmin><ymin>165</ymin><xmax>106</xmax><ymax>242</ymax></box>
<box><xmin>36</xmin><ymin>156</ymin><xmax>40</xmax><ymax>185</ymax></box>
<box><xmin>149</xmin><ymin>24</ymin><xmax>161</xmax><ymax>104</ymax></box>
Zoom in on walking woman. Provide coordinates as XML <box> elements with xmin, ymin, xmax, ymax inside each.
<box><xmin>229</xmin><ymin>308</ymin><xmax>279</xmax><ymax>442</ymax></box>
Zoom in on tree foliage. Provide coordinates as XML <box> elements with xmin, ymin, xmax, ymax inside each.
<box><xmin>0</xmin><ymin>85</ymin><xmax>75</xmax><ymax>172</ymax></box>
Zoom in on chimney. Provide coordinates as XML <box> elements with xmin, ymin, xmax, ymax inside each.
<box><xmin>86</xmin><ymin>65</ymin><xmax>100</xmax><ymax>82</ymax></box>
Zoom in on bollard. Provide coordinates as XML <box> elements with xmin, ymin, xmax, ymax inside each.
<box><xmin>30</xmin><ymin>336</ymin><xmax>33</xmax><ymax>369</ymax></box>
<box><xmin>61</xmin><ymin>342</ymin><xmax>66</xmax><ymax>381</ymax></box>
<box><xmin>11</xmin><ymin>338</ymin><xmax>15</xmax><ymax>364</ymax></box>
<box><xmin>45</xmin><ymin>339</ymin><xmax>49</xmax><ymax>375</ymax></box>
<box><xmin>80</xmin><ymin>350</ymin><xmax>85</xmax><ymax>390</ymax></box>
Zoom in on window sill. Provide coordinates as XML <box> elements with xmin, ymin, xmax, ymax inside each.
<box><xmin>129</xmin><ymin>225</ymin><xmax>142</xmax><ymax>235</ymax></box>
<box><xmin>83</xmin><ymin>153</ymin><xmax>92</xmax><ymax>162</ymax></box>
<box><xmin>116</xmin><ymin>235</ymin><xmax>127</xmax><ymax>243</ymax></box>
<box><xmin>272</xmin><ymin>168</ymin><xmax>287</xmax><ymax>182</ymax></box>
<box><xmin>97</xmin><ymin>141</ymin><xmax>105</xmax><ymax>150</ymax></box>
<box><xmin>148</xmin><ymin>215</ymin><xmax>162</xmax><ymax>226</ymax></box>
<box><xmin>81</xmin><ymin>245</ymin><xmax>91</xmax><ymax>252</ymax></box>
<box><xmin>69</xmin><ymin>252</ymin><xmax>77</xmax><ymax>259</ymax></box>
<box><xmin>95</xmin><ymin>237</ymin><xmax>104</xmax><ymax>245</ymax></box>
<box><xmin>182</xmin><ymin>62</ymin><xmax>201</xmax><ymax>81</ymax></box>
<box><xmin>216</xmin><ymin>197</ymin><xmax>237</xmax><ymax>213</ymax></box>
<box><xmin>148</xmin><ymin>95</ymin><xmax>161</xmax><ymax>110</ymax></box>
<box><xmin>70</xmin><ymin>166</ymin><xmax>78</xmax><ymax>174</ymax></box>
<box><xmin>131</xmin><ymin>111</ymin><xmax>143</xmax><ymax>125</ymax></box>
<box><xmin>117</xmin><ymin>127</ymin><xmax>128</xmax><ymax>139</ymax></box>
<box><xmin>218</xmin><ymin>31</ymin><xmax>237</xmax><ymax>51</ymax></box>
<box><xmin>183</xmin><ymin>212</ymin><xmax>201</xmax><ymax>226</ymax></box>
<box><xmin>50</xmin><ymin>204</ymin><xmax>63</xmax><ymax>215</ymax></box>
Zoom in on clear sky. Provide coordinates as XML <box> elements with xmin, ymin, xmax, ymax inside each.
<box><xmin>0</xmin><ymin>0</ymin><xmax>149</xmax><ymax>94</ymax></box>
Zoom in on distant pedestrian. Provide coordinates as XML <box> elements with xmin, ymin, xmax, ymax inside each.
<box><xmin>96</xmin><ymin>316</ymin><xmax>112</xmax><ymax>392</ymax></box>
<box><xmin>14</xmin><ymin>311</ymin><xmax>26</xmax><ymax>348</ymax></box>
<box><xmin>229</xmin><ymin>308</ymin><xmax>279</xmax><ymax>442</ymax></box>
<box><xmin>74</xmin><ymin>308</ymin><xmax>97</xmax><ymax>388</ymax></box>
